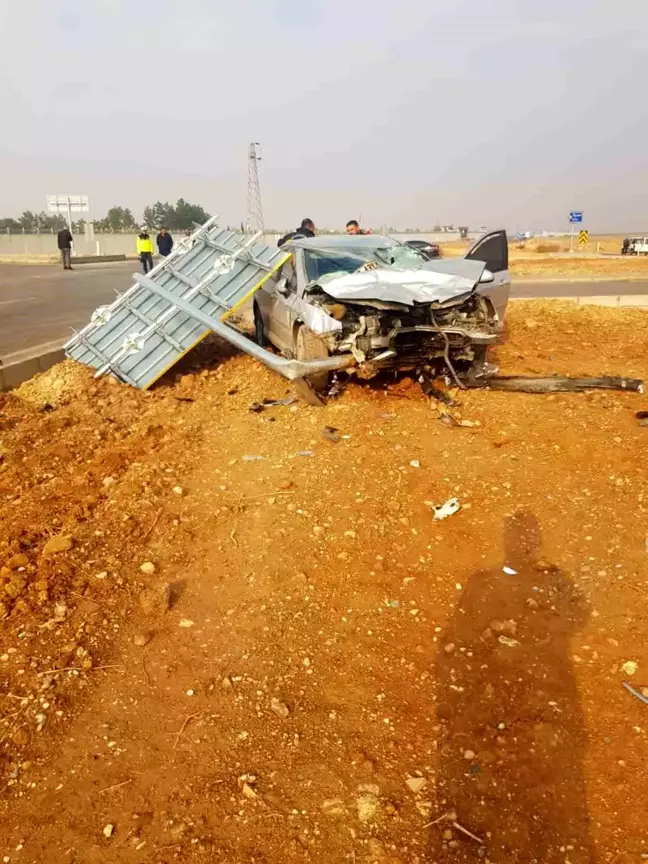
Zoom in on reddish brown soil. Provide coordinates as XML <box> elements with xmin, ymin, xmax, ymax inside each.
<box><xmin>1</xmin><ymin>300</ymin><xmax>647</xmax><ymax>863</ymax></box>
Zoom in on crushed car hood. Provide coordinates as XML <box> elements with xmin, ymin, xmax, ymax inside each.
<box><xmin>317</xmin><ymin>258</ymin><xmax>486</xmax><ymax>306</ymax></box>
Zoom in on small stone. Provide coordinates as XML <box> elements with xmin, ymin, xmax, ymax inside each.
<box><xmin>368</xmin><ymin>838</ymin><xmax>386</xmax><ymax>858</ymax></box>
<box><xmin>270</xmin><ymin>697</ymin><xmax>290</xmax><ymax>719</ymax></box>
<box><xmin>53</xmin><ymin>603</ymin><xmax>68</xmax><ymax>621</ymax></box>
<box><xmin>526</xmin><ymin>597</ymin><xmax>539</xmax><ymax>609</ymax></box>
<box><xmin>6</xmin><ymin>553</ymin><xmax>29</xmax><ymax>570</ymax></box>
<box><xmin>172</xmin><ymin>486</ymin><xmax>184</xmax><ymax>496</ymax></box>
<box><xmin>4</xmin><ymin>575</ymin><xmax>27</xmax><ymax>599</ymax></box>
<box><xmin>138</xmin><ymin>583</ymin><xmax>171</xmax><ymax>615</ymax></box>
<box><xmin>410</xmin><ymin>460</ymin><xmax>420</xmax><ymax>469</ymax></box>
<box><xmin>405</xmin><ymin>776</ymin><xmax>427</xmax><ymax>794</ymax></box>
<box><xmin>11</xmin><ymin>727</ymin><xmax>30</xmax><ymax>747</ymax></box>
<box><xmin>103</xmin><ymin>824</ymin><xmax>114</xmax><ymax>839</ymax></box>
<box><xmin>344</xmin><ymin>530</ymin><xmax>357</xmax><ymax>539</ymax></box>
<box><xmin>221</xmin><ymin>676</ymin><xmax>234</xmax><ymax>692</ymax></box>
<box><xmin>444</xmin><ymin>643</ymin><xmax>456</xmax><ymax>654</ymax></box>
<box><xmin>443</xmin><ymin>828</ymin><xmax>453</xmax><ymax>841</ymax></box>
<box><xmin>356</xmin><ymin>790</ymin><xmax>380</xmax><ymax>824</ymax></box>
<box><xmin>42</xmin><ymin>535</ymin><xmax>73</xmax><ymax>558</ymax></box>
<box><xmin>179</xmin><ymin>619</ymin><xmax>195</xmax><ymax>628</ymax></box>
<box><xmin>133</xmin><ymin>631</ymin><xmax>151</xmax><ymax>647</ymax></box>
<box><xmin>622</xmin><ymin>660</ymin><xmax>638</xmax><ymax>676</ymax></box>
<box><xmin>241</xmin><ymin>782</ymin><xmax>257</xmax><ymax>799</ymax></box>
<box><xmin>490</xmin><ymin>619</ymin><xmax>517</xmax><ymax>636</ymax></box>
<box><xmin>322</xmin><ymin>797</ymin><xmax>346</xmax><ymax>817</ymax></box>
<box><xmin>463</xmin><ymin>749</ymin><xmax>476</xmax><ymax>760</ymax></box>
<box><xmin>102</xmin><ymin>476</ymin><xmax>117</xmax><ymax>488</ymax></box>
<box><xmin>139</xmin><ymin>561</ymin><xmax>156</xmax><ymax>575</ymax></box>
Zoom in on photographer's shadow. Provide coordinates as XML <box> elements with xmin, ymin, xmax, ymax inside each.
<box><xmin>433</xmin><ymin>511</ymin><xmax>594</xmax><ymax>863</ymax></box>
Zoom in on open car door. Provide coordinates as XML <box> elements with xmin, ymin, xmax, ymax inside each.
<box><xmin>465</xmin><ymin>230</ymin><xmax>511</xmax><ymax>324</ymax></box>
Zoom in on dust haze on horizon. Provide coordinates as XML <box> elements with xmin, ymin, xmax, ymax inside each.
<box><xmin>0</xmin><ymin>0</ymin><xmax>647</xmax><ymax>234</ymax></box>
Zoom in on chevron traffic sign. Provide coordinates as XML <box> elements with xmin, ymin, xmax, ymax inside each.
<box><xmin>578</xmin><ymin>230</ymin><xmax>589</xmax><ymax>245</ymax></box>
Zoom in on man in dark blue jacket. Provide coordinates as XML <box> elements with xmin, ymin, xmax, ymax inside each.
<box><xmin>156</xmin><ymin>227</ymin><xmax>174</xmax><ymax>257</ymax></box>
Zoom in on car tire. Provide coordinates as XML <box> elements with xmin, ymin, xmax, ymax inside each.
<box><xmin>295</xmin><ymin>324</ymin><xmax>330</xmax><ymax>392</ymax></box>
<box><xmin>253</xmin><ymin>300</ymin><xmax>266</xmax><ymax>347</ymax></box>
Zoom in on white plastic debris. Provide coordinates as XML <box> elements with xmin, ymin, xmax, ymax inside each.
<box><xmin>428</xmin><ymin>498</ymin><xmax>461</xmax><ymax>521</ymax></box>
<box><xmin>410</xmin><ymin>460</ymin><xmax>421</xmax><ymax>469</ymax></box>
<box><xmin>503</xmin><ymin>566</ymin><xmax>518</xmax><ymax>575</ymax></box>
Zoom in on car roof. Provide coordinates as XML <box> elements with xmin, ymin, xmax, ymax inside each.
<box><xmin>286</xmin><ymin>234</ymin><xmax>396</xmax><ymax>251</ymax></box>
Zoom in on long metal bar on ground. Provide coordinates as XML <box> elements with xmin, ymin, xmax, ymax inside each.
<box><xmin>476</xmin><ymin>376</ymin><xmax>644</xmax><ymax>394</ymax></box>
<box><xmin>138</xmin><ymin>276</ymin><xmax>357</xmax><ymax>381</ymax></box>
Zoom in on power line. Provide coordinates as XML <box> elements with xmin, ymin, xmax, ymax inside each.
<box><xmin>246</xmin><ymin>142</ymin><xmax>264</xmax><ymax>235</ymax></box>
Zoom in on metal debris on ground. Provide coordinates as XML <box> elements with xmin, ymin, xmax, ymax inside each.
<box><xmin>427</xmin><ymin>498</ymin><xmax>461</xmax><ymax>521</ymax></box>
<box><xmin>476</xmin><ymin>376</ymin><xmax>644</xmax><ymax>394</ymax></box>
<box><xmin>249</xmin><ymin>397</ymin><xmax>296</xmax><ymax>413</ymax></box>
<box><xmin>623</xmin><ymin>682</ymin><xmax>648</xmax><ymax>705</ymax></box>
<box><xmin>322</xmin><ymin>426</ymin><xmax>341</xmax><ymax>443</ymax></box>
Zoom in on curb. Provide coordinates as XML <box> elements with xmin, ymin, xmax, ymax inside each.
<box><xmin>0</xmin><ymin>341</ymin><xmax>66</xmax><ymax>393</ymax></box>
<box><xmin>511</xmin><ymin>295</ymin><xmax>648</xmax><ymax>308</ymax></box>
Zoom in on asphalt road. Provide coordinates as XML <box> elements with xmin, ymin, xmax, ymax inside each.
<box><xmin>1</xmin><ymin>262</ymin><xmax>647</xmax><ymax>358</ymax></box>
<box><xmin>0</xmin><ymin>261</ymin><xmax>136</xmax><ymax>356</ymax></box>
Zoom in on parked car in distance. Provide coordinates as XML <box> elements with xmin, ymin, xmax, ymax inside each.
<box><xmin>405</xmin><ymin>239</ymin><xmax>441</xmax><ymax>259</ymax></box>
<box><xmin>254</xmin><ymin>232</ymin><xmax>510</xmax><ymax>392</ymax></box>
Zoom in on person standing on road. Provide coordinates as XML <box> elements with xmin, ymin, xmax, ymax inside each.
<box><xmin>57</xmin><ymin>226</ymin><xmax>73</xmax><ymax>270</ymax></box>
<box><xmin>137</xmin><ymin>227</ymin><xmax>154</xmax><ymax>274</ymax></box>
<box><xmin>156</xmin><ymin>227</ymin><xmax>174</xmax><ymax>257</ymax></box>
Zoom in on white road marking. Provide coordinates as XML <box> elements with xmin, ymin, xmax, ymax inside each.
<box><xmin>0</xmin><ymin>297</ymin><xmax>36</xmax><ymax>306</ymax></box>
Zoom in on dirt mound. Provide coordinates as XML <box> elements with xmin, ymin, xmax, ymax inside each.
<box><xmin>14</xmin><ymin>360</ymin><xmax>99</xmax><ymax>409</ymax></box>
<box><xmin>1</xmin><ymin>301</ymin><xmax>647</xmax><ymax>862</ymax></box>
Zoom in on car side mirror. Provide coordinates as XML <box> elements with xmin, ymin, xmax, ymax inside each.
<box><xmin>479</xmin><ymin>269</ymin><xmax>495</xmax><ymax>284</ymax></box>
<box><xmin>275</xmin><ymin>276</ymin><xmax>289</xmax><ymax>296</ymax></box>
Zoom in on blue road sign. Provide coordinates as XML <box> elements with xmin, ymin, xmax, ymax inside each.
<box><xmin>569</xmin><ymin>211</ymin><xmax>583</xmax><ymax>223</ymax></box>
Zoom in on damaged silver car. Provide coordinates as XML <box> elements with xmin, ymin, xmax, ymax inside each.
<box><xmin>254</xmin><ymin>231</ymin><xmax>511</xmax><ymax>390</ymax></box>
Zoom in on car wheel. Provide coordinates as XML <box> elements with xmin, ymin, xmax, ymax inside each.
<box><xmin>295</xmin><ymin>324</ymin><xmax>330</xmax><ymax>392</ymax></box>
<box><xmin>253</xmin><ymin>300</ymin><xmax>266</xmax><ymax>347</ymax></box>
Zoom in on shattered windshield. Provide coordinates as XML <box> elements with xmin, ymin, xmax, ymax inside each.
<box><xmin>304</xmin><ymin>243</ymin><xmax>426</xmax><ymax>282</ymax></box>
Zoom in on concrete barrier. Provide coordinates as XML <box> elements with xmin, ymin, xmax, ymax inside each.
<box><xmin>0</xmin><ymin>341</ymin><xmax>66</xmax><ymax>393</ymax></box>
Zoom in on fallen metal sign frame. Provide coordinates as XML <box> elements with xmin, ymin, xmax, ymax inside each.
<box><xmin>64</xmin><ymin>217</ymin><xmax>299</xmax><ymax>389</ymax></box>
<box><xmin>137</xmin><ymin>275</ymin><xmax>357</xmax><ymax>381</ymax></box>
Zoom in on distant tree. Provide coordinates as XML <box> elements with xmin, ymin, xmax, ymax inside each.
<box><xmin>173</xmin><ymin>198</ymin><xmax>210</xmax><ymax>230</ymax></box>
<box><xmin>142</xmin><ymin>205</ymin><xmax>156</xmax><ymax>229</ymax></box>
<box><xmin>122</xmin><ymin>208</ymin><xmax>137</xmax><ymax>230</ymax></box>
<box><xmin>142</xmin><ymin>199</ymin><xmax>210</xmax><ymax>231</ymax></box>
<box><xmin>19</xmin><ymin>210</ymin><xmax>37</xmax><ymax>230</ymax></box>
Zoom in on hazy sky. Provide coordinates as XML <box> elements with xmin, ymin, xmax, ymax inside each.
<box><xmin>1</xmin><ymin>0</ymin><xmax>647</xmax><ymax>232</ymax></box>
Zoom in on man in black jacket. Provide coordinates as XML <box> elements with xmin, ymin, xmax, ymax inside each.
<box><xmin>278</xmin><ymin>218</ymin><xmax>315</xmax><ymax>248</ymax></box>
<box><xmin>57</xmin><ymin>227</ymin><xmax>73</xmax><ymax>270</ymax></box>
<box><xmin>156</xmin><ymin>227</ymin><xmax>174</xmax><ymax>257</ymax></box>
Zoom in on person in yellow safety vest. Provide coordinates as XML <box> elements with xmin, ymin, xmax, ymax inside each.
<box><xmin>136</xmin><ymin>227</ymin><xmax>154</xmax><ymax>274</ymax></box>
